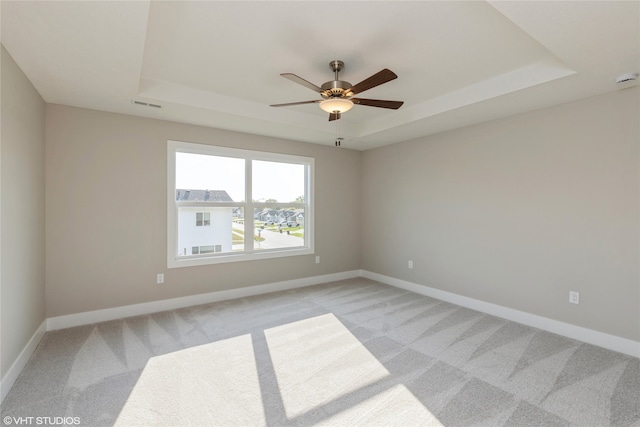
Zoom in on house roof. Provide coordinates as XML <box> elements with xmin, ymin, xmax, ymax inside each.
<box><xmin>176</xmin><ymin>189</ymin><xmax>233</xmax><ymax>202</ymax></box>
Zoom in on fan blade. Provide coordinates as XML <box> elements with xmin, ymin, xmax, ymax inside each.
<box><xmin>281</xmin><ymin>73</ymin><xmax>323</xmax><ymax>93</ymax></box>
<box><xmin>328</xmin><ymin>112</ymin><xmax>341</xmax><ymax>121</ymax></box>
<box><xmin>345</xmin><ymin>69</ymin><xmax>398</xmax><ymax>95</ymax></box>
<box><xmin>270</xmin><ymin>100</ymin><xmax>321</xmax><ymax>107</ymax></box>
<box><xmin>351</xmin><ymin>98</ymin><xmax>404</xmax><ymax>109</ymax></box>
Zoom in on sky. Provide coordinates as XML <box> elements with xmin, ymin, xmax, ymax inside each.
<box><xmin>176</xmin><ymin>153</ymin><xmax>304</xmax><ymax>203</ymax></box>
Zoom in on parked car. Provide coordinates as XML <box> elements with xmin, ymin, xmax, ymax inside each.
<box><xmin>287</xmin><ymin>221</ymin><xmax>299</xmax><ymax>227</ymax></box>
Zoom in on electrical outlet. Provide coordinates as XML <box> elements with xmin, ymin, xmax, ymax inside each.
<box><xmin>408</xmin><ymin>260</ymin><xmax>413</xmax><ymax>269</ymax></box>
<box><xmin>157</xmin><ymin>273</ymin><xmax>164</xmax><ymax>284</ymax></box>
<box><xmin>315</xmin><ymin>256</ymin><xmax>320</xmax><ymax>264</ymax></box>
<box><xmin>569</xmin><ymin>291</ymin><xmax>579</xmax><ymax>304</ymax></box>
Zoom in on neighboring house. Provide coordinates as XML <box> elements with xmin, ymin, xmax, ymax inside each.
<box><xmin>276</xmin><ymin>211</ymin><xmax>287</xmax><ymax>223</ymax></box>
<box><xmin>176</xmin><ymin>189</ymin><xmax>234</xmax><ymax>256</ymax></box>
<box><xmin>258</xmin><ymin>209</ymin><xmax>280</xmax><ymax>224</ymax></box>
<box><xmin>255</xmin><ymin>208</ymin><xmax>302</xmax><ymax>225</ymax></box>
<box><xmin>254</xmin><ymin>209</ymin><xmax>304</xmax><ymax>226</ymax></box>
<box><xmin>255</xmin><ymin>209</ymin><xmax>271</xmax><ymax>221</ymax></box>
<box><xmin>286</xmin><ymin>209</ymin><xmax>303</xmax><ymax>225</ymax></box>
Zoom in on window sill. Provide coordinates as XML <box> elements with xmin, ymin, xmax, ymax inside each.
<box><xmin>167</xmin><ymin>247</ymin><xmax>314</xmax><ymax>268</ymax></box>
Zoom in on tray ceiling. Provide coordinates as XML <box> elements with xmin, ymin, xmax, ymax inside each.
<box><xmin>2</xmin><ymin>1</ymin><xmax>638</xmax><ymax>150</ymax></box>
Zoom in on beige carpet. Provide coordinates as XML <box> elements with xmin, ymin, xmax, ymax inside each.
<box><xmin>2</xmin><ymin>278</ymin><xmax>639</xmax><ymax>426</ymax></box>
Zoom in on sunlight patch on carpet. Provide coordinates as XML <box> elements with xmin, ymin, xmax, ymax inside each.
<box><xmin>113</xmin><ymin>312</ymin><xmax>440</xmax><ymax>426</ymax></box>
<box><xmin>264</xmin><ymin>313</ymin><xmax>435</xmax><ymax>422</ymax></box>
<box><xmin>114</xmin><ymin>334</ymin><xmax>265</xmax><ymax>426</ymax></box>
<box><xmin>319</xmin><ymin>384</ymin><xmax>444</xmax><ymax>426</ymax></box>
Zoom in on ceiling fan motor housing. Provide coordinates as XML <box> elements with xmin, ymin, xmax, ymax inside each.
<box><xmin>321</xmin><ymin>60</ymin><xmax>352</xmax><ymax>98</ymax></box>
<box><xmin>321</xmin><ymin>80</ymin><xmax>353</xmax><ymax>98</ymax></box>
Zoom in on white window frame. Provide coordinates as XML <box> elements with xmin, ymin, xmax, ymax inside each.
<box><xmin>168</xmin><ymin>140</ymin><xmax>314</xmax><ymax>268</ymax></box>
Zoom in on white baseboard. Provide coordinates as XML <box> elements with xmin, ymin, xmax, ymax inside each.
<box><xmin>361</xmin><ymin>270</ymin><xmax>640</xmax><ymax>358</ymax></box>
<box><xmin>4</xmin><ymin>268</ymin><xmax>637</xmax><ymax>407</ymax></box>
<box><xmin>47</xmin><ymin>270</ymin><xmax>361</xmax><ymax>330</ymax></box>
<box><xmin>1</xmin><ymin>320</ymin><xmax>46</xmax><ymax>404</ymax></box>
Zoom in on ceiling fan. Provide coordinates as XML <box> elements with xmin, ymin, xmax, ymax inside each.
<box><xmin>270</xmin><ymin>60</ymin><xmax>404</xmax><ymax>121</ymax></box>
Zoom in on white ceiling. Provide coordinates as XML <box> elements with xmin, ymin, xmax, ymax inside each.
<box><xmin>2</xmin><ymin>1</ymin><xmax>639</xmax><ymax>150</ymax></box>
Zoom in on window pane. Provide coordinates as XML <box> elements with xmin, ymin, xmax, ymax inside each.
<box><xmin>200</xmin><ymin>245</ymin><xmax>215</xmax><ymax>254</ymax></box>
<box><xmin>253</xmin><ymin>208</ymin><xmax>304</xmax><ymax>251</ymax></box>
<box><xmin>252</xmin><ymin>160</ymin><xmax>304</xmax><ymax>203</ymax></box>
<box><xmin>177</xmin><ymin>207</ymin><xmax>243</xmax><ymax>256</ymax></box>
<box><xmin>176</xmin><ymin>152</ymin><xmax>244</xmax><ymax>202</ymax></box>
<box><xmin>231</xmin><ymin>208</ymin><xmax>245</xmax><ymax>252</ymax></box>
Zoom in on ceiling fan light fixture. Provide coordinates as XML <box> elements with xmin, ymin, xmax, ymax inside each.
<box><xmin>319</xmin><ymin>98</ymin><xmax>354</xmax><ymax>114</ymax></box>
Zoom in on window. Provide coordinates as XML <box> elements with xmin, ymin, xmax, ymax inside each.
<box><xmin>191</xmin><ymin>244</ymin><xmax>222</xmax><ymax>255</ymax></box>
<box><xmin>196</xmin><ymin>212</ymin><xmax>210</xmax><ymax>227</ymax></box>
<box><xmin>168</xmin><ymin>140</ymin><xmax>314</xmax><ymax>268</ymax></box>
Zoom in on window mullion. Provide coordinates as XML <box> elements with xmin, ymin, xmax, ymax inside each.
<box><xmin>245</xmin><ymin>158</ymin><xmax>254</xmax><ymax>253</ymax></box>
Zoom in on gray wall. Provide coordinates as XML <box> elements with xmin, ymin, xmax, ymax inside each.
<box><xmin>1</xmin><ymin>46</ymin><xmax>46</xmax><ymax>379</ymax></box>
<box><xmin>361</xmin><ymin>87</ymin><xmax>640</xmax><ymax>342</ymax></box>
<box><xmin>45</xmin><ymin>105</ymin><xmax>361</xmax><ymax>318</ymax></box>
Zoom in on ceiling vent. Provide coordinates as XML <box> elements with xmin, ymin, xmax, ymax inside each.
<box><xmin>132</xmin><ymin>100</ymin><xmax>162</xmax><ymax>109</ymax></box>
<box><xmin>615</xmin><ymin>73</ymin><xmax>638</xmax><ymax>84</ymax></box>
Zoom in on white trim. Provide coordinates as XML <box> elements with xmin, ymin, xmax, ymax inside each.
<box><xmin>1</xmin><ymin>320</ymin><xmax>46</xmax><ymax>404</ymax></box>
<box><xmin>47</xmin><ymin>270</ymin><xmax>360</xmax><ymax>330</ymax></box>
<box><xmin>169</xmin><ymin>247</ymin><xmax>315</xmax><ymax>268</ymax></box>
<box><xmin>361</xmin><ymin>270</ymin><xmax>640</xmax><ymax>358</ymax></box>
